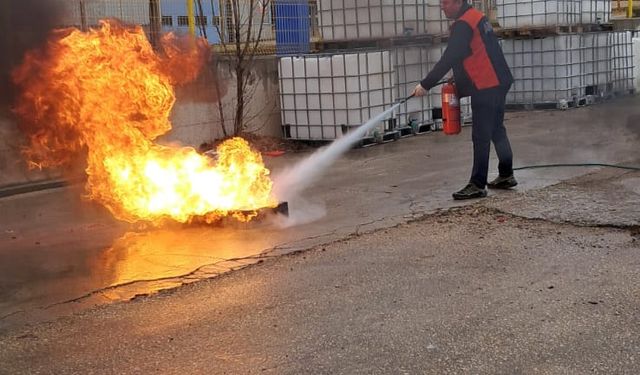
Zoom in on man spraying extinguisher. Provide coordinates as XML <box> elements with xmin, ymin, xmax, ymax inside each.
<box><xmin>412</xmin><ymin>0</ymin><xmax>517</xmax><ymax>200</ymax></box>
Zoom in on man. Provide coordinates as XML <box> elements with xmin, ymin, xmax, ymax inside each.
<box><xmin>412</xmin><ymin>0</ymin><xmax>517</xmax><ymax>200</ymax></box>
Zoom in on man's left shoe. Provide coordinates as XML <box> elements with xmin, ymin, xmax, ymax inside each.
<box><xmin>452</xmin><ymin>183</ymin><xmax>487</xmax><ymax>200</ymax></box>
<box><xmin>487</xmin><ymin>175</ymin><xmax>518</xmax><ymax>189</ymax></box>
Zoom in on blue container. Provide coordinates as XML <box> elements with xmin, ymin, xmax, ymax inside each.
<box><xmin>275</xmin><ymin>0</ymin><xmax>310</xmax><ymax>55</ymax></box>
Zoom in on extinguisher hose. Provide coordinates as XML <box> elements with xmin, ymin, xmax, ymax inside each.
<box><xmin>434</xmin><ymin>79</ymin><xmax>448</xmax><ymax>87</ymax></box>
<box><xmin>401</xmin><ymin>80</ymin><xmax>450</xmax><ymax>104</ymax></box>
<box><xmin>399</xmin><ymin>94</ymin><xmax>415</xmax><ymax>104</ymax></box>
<box><xmin>401</xmin><ymin>80</ymin><xmax>640</xmax><ymax>172</ymax></box>
<box><xmin>514</xmin><ymin>163</ymin><xmax>640</xmax><ymax>172</ymax></box>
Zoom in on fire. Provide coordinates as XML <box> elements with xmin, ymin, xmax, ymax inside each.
<box><xmin>12</xmin><ymin>20</ymin><xmax>276</xmax><ymax>223</ymax></box>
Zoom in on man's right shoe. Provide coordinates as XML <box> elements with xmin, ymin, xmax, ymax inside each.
<box><xmin>487</xmin><ymin>175</ymin><xmax>518</xmax><ymax>189</ymax></box>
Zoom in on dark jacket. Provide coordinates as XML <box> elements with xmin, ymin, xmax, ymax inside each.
<box><xmin>420</xmin><ymin>3</ymin><xmax>513</xmax><ymax>97</ymax></box>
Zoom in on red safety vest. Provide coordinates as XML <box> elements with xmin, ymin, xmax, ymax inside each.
<box><xmin>455</xmin><ymin>8</ymin><xmax>500</xmax><ymax>90</ymax></box>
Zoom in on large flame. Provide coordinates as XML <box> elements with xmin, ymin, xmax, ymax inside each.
<box><xmin>12</xmin><ymin>20</ymin><xmax>276</xmax><ymax>223</ymax></box>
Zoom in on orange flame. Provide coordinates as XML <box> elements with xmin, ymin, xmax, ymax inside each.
<box><xmin>12</xmin><ymin>20</ymin><xmax>276</xmax><ymax>223</ymax></box>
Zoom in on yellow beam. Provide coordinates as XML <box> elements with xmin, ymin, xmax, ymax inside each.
<box><xmin>187</xmin><ymin>0</ymin><xmax>196</xmax><ymax>37</ymax></box>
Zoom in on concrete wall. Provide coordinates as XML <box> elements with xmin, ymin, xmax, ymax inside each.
<box><xmin>0</xmin><ymin>56</ymin><xmax>282</xmax><ymax>189</ymax></box>
<box><xmin>163</xmin><ymin>55</ymin><xmax>282</xmax><ymax>147</ymax></box>
<box><xmin>0</xmin><ymin>116</ymin><xmax>63</xmax><ymax>188</ymax></box>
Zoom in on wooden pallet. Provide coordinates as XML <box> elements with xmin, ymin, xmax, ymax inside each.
<box><xmin>311</xmin><ymin>33</ymin><xmax>448</xmax><ymax>53</ymax></box>
<box><xmin>505</xmin><ymin>97</ymin><xmax>593</xmax><ymax>111</ymax></box>
<box><xmin>505</xmin><ymin>102</ymin><xmax>566</xmax><ymax>111</ymax></box>
<box><xmin>496</xmin><ymin>23</ymin><xmax>613</xmax><ymax>39</ymax></box>
<box><xmin>357</xmin><ymin>130</ymin><xmax>400</xmax><ymax>147</ymax></box>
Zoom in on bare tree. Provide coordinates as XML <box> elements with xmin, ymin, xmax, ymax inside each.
<box><xmin>209</xmin><ymin>0</ymin><xmax>272</xmax><ymax>136</ymax></box>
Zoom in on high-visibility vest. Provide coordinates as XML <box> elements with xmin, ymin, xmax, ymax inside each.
<box><xmin>455</xmin><ymin>8</ymin><xmax>500</xmax><ymax>90</ymax></box>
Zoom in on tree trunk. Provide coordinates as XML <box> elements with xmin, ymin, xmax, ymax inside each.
<box><xmin>215</xmin><ymin>81</ymin><xmax>228</xmax><ymax>137</ymax></box>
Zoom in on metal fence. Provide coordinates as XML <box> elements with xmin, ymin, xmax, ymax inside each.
<box><xmin>49</xmin><ymin>0</ymin><xmax>318</xmax><ymax>54</ymax></box>
<box><xmin>51</xmin><ymin>0</ymin><xmax>151</xmax><ymax>28</ymax></box>
<box><xmin>43</xmin><ymin>0</ymin><xmax>635</xmax><ymax>142</ymax></box>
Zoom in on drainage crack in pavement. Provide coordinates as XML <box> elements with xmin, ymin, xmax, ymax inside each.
<box><xmin>32</xmin><ymin>234</ymin><xmax>339</xmax><ymax>312</ymax></box>
<box><xmin>479</xmin><ymin>203</ymin><xmax>640</xmax><ymax>233</ymax></box>
<box><xmin>0</xmin><ymin>309</ymin><xmax>26</xmax><ymax>323</ymax></box>
<box><xmin>4</xmin><ymin>232</ymin><xmax>347</xmax><ymax>321</ymax></box>
<box><xmin>355</xmin><ymin>217</ymin><xmax>388</xmax><ymax>236</ymax></box>
<box><xmin>406</xmin><ymin>195</ymin><xmax>427</xmax><ymax>217</ymax></box>
<box><xmin>255</xmin><ymin>231</ymin><xmax>340</xmax><ymax>257</ymax></box>
<box><xmin>39</xmin><ymin>259</ymin><xmax>260</xmax><ymax>310</ymax></box>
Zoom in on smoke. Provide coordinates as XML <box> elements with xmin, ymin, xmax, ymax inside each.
<box><xmin>272</xmin><ymin>102</ymin><xmax>401</xmax><ymax>202</ymax></box>
<box><xmin>271</xmin><ymin>198</ymin><xmax>327</xmax><ymax>228</ymax></box>
<box><xmin>625</xmin><ymin>114</ymin><xmax>640</xmax><ymax>142</ymax></box>
<box><xmin>509</xmin><ymin>103</ymin><xmax>640</xmax><ymax>174</ymax></box>
<box><xmin>0</xmin><ymin>0</ymin><xmax>63</xmax><ymax>111</ymax></box>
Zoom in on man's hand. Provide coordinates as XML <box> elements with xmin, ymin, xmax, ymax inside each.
<box><xmin>412</xmin><ymin>83</ymin><xmax>427</xmax><ymax>97</ymax></box>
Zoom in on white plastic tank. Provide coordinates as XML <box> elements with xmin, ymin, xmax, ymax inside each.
<box><xmin>580</xmin><ymin>32</ymin><xmax>611</xmax><ymax>89</ymax></box>
<box><xmin>426</xmin><ymin>0</ymin><xmax>452</xmax><ymax>36</ymax></box>
<box><xmin>581</xmin><ymin>0</ymin><xmax>611</xmax><ymax>24</ymax></box>
<box><xmin>610</xmin><ymin>31</ymin><xmax>634</xmax><ymax>93</ymax></box>
<box><xmin>279</xmin><ymin>50</ymin><xmax>395</xmax><ymax>140</ymax></box>
<box><xmin>501</xmin><ymin>35</ymin><xmax>582</xmax><ymax>104</ymax></box>
<box><xmin>633</xmin><ymin>37</ymin><xmax>640</xmax><ymax>92</ymax></box>
<box><xmin>496</xmin><ymin>0</ymin><xmax>582</xmax><ymax>29</ymax></box>
<box><xmin>318</xmin><ymin>0</ymin><xmax>428</xmax><ymax>41</ymax></box>
<box><xmin>392</xmin><ymin>45</ymin><xmax>433</xmax><ymax>126</ymax></box>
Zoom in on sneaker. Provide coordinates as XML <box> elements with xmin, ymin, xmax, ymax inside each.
<box><xmin>487</xmin><ymin>175</ymin><xmax>518</xmax><ymax>189</ymax></box>
<box><xmin>452</xmin><ymin>183</ymin><xmax>487</xmax><ymax>200</ymax></box>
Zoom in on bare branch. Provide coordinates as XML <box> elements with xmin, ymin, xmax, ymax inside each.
<box><xmin>247</xmin><ymin>0</ymin><xmax>270</xmax><ymax>65</ymax></box>
<box><xmin>233</xmin><ymin>0</ymin><xmax>242</xmax><ymax>55</ymax></box>
<box><xmin>212</xmin><ymin>1</ymin><xmax>229</xmax><ymax>54</ymax></box>
<box><xmin>240</xmin><ymin>0</ymin><xmax>256</xmax><ymax>57</ymax></box>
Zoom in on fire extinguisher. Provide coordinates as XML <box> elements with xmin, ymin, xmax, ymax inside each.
<box><xmin>441</xmin><ymin>82</ymin><xmax>461</xmax><ymax>135</ymax></box>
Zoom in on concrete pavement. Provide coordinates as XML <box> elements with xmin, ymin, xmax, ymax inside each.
<box><xmin>0</xmin><ymin>167</ymin><xmax>638</xmax><ymax>374</ymax></box>
<box><xmin>0</xmin><ymin>97</ymin><xmax>639</xmax><ymax>339</ymax></box>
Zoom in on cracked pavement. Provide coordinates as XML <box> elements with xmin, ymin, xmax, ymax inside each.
<box><xmin>0</xmin><ymin>97</ymin><xmax>639</xmax><ymax>372</ymax></box>
<box><xmin>0</xmin><ymin>168</ymin><xmax>639</xmax><ymax>374</ymax></box>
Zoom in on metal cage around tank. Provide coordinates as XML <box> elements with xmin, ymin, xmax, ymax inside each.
<box><xmin>279</xmin><ymin>49</ymin><xmax>396</xmax><ymax>141</ymax></box>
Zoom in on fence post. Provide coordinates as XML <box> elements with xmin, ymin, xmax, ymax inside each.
<box><xmin>79</xmin><ymin>0</ymin><xmax>87</xmax><ymax>31</ymax></box>
<box><xmin>149</xmin><ymin>0</ymin><xmax>162</xmax><ymax>47</ymax></box>
<box><xmin>187</xmin><ymin>0</ymin><xmax>196</xmax><ymax>37</ymax></box>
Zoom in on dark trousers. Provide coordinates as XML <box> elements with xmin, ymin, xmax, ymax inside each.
<box><xmin>469</xmin><ymin>88</ymin><xmax>513</xmax><ymax>188</ymax></box>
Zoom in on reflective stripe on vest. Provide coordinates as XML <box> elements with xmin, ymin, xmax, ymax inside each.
<box><xmin>456</xmin><ymin>8</ymin><xmax>500</xmax><ymax>90</ymax></box>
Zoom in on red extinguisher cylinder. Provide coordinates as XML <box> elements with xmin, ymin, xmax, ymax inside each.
<box><xmin>441</xmin><ymin>83</ymin><xmax>461</xmax><ymax>135</ymax></box>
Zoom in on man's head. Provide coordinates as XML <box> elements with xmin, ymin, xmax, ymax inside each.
<box><xmin>441</xmin><ymin>0</ymin><xmax>464</xmax><ymax>19</ymax></box>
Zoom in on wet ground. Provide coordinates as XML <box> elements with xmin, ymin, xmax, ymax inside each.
<box><xmin>0</xmin><ymin>98</ymin><xmax>639</xmax><ymax>362</ymax></box>
<box><xmin>0</xmin><ymin>167</ymin><xmax>638</xmax><ymax>374</ymax></box>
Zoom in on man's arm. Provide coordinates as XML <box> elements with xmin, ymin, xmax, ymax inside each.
<box><xmin>419</xmin><ymin>22</ymin><xmax>473</xmax><ymax>91</ymax></box>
